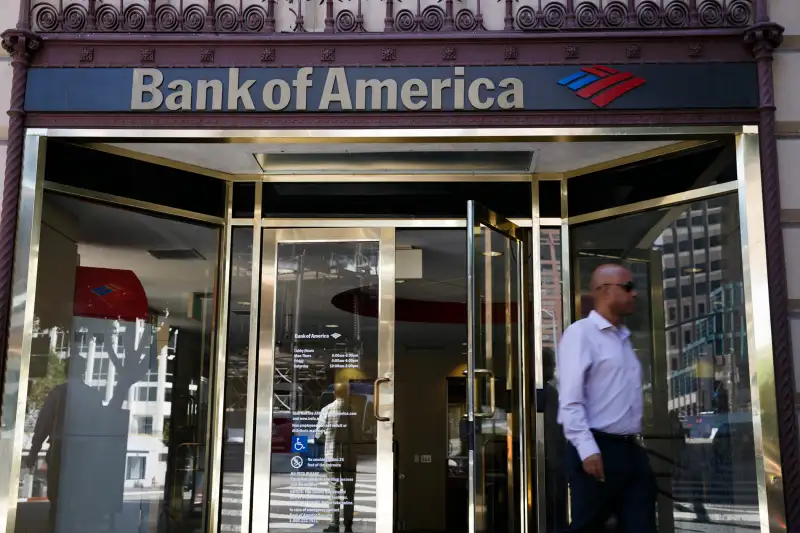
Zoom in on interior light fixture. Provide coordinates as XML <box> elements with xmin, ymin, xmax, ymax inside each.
<box><xmin>683</xmin><ymin>267</ymin><xmax>704</xmax><ymax>274</ymax></box>
<box><xmin>396</xmin><ymin>279</ymin><xmax>406</xmax><ymax>284</ymax></box>
<box><xmin>325</xmin><ymin>324</ymin><xmax>338</xmax><ymax>328</ymax></box>
<box><xmin>483</xmin><ymin>251</ymin><xmax>504</xmax><ymax>257</ymax></box>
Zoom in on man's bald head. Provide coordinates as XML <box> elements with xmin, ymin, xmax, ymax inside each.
<box><xmin>589</xmin><ymin>263</ymin><xmax>637</xmax><ymax>322</ymax></box>
<box><xmin>333</xmin><ymin>381</ymin><xmax>349</xmax><ymax>399</ymax></box>
<box><xmin>590</xmin><ymin>264</ymin><xmax>629</xmax><ymax>293</ymax></box>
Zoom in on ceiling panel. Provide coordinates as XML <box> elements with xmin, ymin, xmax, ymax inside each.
<box><xmin>107</xmin><ymin>140</ymin><xmax>682</xmax><ymax>175</ymax></box>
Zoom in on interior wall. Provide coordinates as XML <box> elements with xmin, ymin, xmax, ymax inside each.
<box><xmin>394</xmin><ymin>341</ymin><xmax>466</xmax><ymax>532</ymax></box>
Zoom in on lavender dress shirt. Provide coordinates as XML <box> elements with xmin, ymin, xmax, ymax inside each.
<box><xmin>556</xmin><ymin>310</ymin><xmax>644</xmax><ymax>461</ymax></box>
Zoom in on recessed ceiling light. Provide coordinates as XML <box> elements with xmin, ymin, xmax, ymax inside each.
<box><xmin>483</xmin><ymin>251</ymin><xmax>503</xmax><ymax>257</ymax></box>
<box><xmin>325</xmin><ymin>324</ymin><xmax>338</xmax><ymax>328</ymax></box>
<box><xmin>396</xmin><ymin>279</ymin><xmax>406</xmax><ymax>284</ymax></box>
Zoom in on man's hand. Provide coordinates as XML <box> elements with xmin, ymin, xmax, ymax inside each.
<box><xmin>24</xmin><ymin>453</ymin><xmax>37</xmax><ymax>471</ymax></box>
<box><xmin>583</xmin><ymin>453</ymin><xmax>604</xmax><ymax>482</ymax></box>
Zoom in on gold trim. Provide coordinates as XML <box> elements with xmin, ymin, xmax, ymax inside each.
<box><xmin>261</xmin><ymin>218</ymin><xmax>538</xmax><ymax>227</ymax></box>
<box><xmin>241</xmin><ymin>183</ymin><xmax>262</xmax><ymax>533</ymax></box>
<box><xmin>33</xmin><ymin>126</ymin><xmax>746</xmax><ymax>140</ymax></box>
<box><xmin>0</xmin><ymin>135</ymin><xmax>46</xmax><ymax>533</ymax></box>
<box><xmin>561</xmin><ymin>140</ymin><xmax>714</xmax><ymax>179</ymax></box>
<box><xmin>205</xmin><ymin>181</ymin><xmax>233</xmax><ymax>533</ymax></box>
<box><xmin>567</xmin><ymin>181</ymin><xmax>739</xmax><ymax>225</ymax></box>
<box><xmin>78</xmin><ymin>142</ymin><xmax>243</xmax><ymax>181</ymax></box>
<box><xmin>531</xmin><ymin>178</ymin><xmax>548</xmax><ymax>533</ymax></box>
<box><xmin>262</xmin><ymin>173</ymin><xmax>536</xmax><ymax>182</ymax></box>
<box><xmin>43</xmin><ymin>181</ymin><xmax>226</xmax><ymax>225</ymax></box>
<box><xmin>736</xmin><ymin>132</ymin><xmax>787</xmax><ymax>533</ymax></box>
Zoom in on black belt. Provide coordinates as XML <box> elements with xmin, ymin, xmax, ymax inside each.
<box><xmin>591</xmin><ymin>429</ymin><xmax>641</xmax><ymax>443</ymax></box>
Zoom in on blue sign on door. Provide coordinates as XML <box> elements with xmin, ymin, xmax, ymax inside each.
<box><xmin>291</xmin><ymin>436</ymin><xmax>308</xmax><ymax>454</ymax></box>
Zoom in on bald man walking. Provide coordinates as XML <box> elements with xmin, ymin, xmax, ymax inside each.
<box><xmin>557</xmin><ymin>264</ymin><xmax>656</xmax><ymax>533</ymax></box>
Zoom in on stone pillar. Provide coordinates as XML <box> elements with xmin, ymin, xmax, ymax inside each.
<box><xmin>744</xmin><ymin>20</ymin><xmax>800</xmax><ymax>530</ymax></box>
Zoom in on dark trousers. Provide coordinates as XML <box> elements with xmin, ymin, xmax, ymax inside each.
<box><xmin>326</xmin><ymin>466</ymin><xmax>356</xmax><ymax>527</ymax></box>
<box><xmin>46</xmin><ymin>445</ymin><xmax>62</xmax><ymax>533</ymax></box>
<box><xmin>564</xmin><ymin>432</ymin><xmax>657</xmax><ymax>533</ymax></box>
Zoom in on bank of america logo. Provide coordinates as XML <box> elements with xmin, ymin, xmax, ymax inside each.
<box><xmin>558</xmin><ymin>66</ymin><xmax>646</xmax><ymax>108</ymax></box>
<box><xmin>331</xmin><ymin>333</ymin><xmax>342</xmax><ymax>339</ymax></box>
<box><xmin>91</xmin><ymin>284</ymin><xmax>120</xmax><ymax>297</ymax></box>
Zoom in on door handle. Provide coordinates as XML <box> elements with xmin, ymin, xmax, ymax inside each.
<box><xmin>474</xmin><ymin>369</ymin><xmax>496</xmax><ymax>419</ymax></box>
<box><xmin>373</xmin><ymin>377</ymin><xmax>391</xmax><ymax>422</ymax></box>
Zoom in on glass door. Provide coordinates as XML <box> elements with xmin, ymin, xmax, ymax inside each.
<box><xmin>466</xmin><ymin>202</ymin><xmax>530</xmax><ymax>533</ymax></box>
<box><xmin>252</xmin><ymin>228</ymin><xmax>395</xmax><ymax>533</ymax></box>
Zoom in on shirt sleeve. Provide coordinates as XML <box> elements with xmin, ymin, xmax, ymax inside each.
<box><xmin>557</xmin><ymin>324</ymin><xmax>600</xmax><ymax>461</ymax></box>
<box><xmin>315</xmin><ymin>405</ymin><xmax>328</xmax><ymax>440</ymax></box>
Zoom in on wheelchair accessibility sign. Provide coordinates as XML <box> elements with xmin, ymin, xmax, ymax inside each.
<box><xmin>292</xmin><ymin>436</ymin><xmax>308</xmax><ymax>453</ymax></box>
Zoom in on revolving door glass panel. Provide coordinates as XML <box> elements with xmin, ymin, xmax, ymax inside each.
<box><xmin>569</xmin><ymin>193</ymin><xmax>758</xmax><ymax>533</ymax></box>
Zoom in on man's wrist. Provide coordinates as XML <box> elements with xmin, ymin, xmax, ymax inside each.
<box><xmin>576</xmin><ymin>439</ymin><xmax>600</xmax><ymax>461</ymax></box>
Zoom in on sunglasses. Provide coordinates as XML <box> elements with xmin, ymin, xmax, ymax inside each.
<box><xmin>597</xmin><ymin>281</ymin><xmax>636</xmax><ymax>292</ymax></box>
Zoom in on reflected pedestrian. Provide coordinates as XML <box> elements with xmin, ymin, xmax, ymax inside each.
<box><xmin>557</xmin><ymin>264</ymin><xmax>657</xmax><ymax>533</ymax></box>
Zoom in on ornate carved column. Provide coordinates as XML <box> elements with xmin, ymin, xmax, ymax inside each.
<box><xmin>744</xmin><ymin>21</ymin><xmax>800</xmax><ymax>530</ymax></box>
<box><xmin>0</xmin><ymin>29</ymin><xmax>41</xmax><ymax>409</ymax></box>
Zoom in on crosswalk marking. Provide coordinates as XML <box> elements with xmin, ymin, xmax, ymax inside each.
<box><xmin>220</xmin><ymin>474</ymin><xmax>759</xmax><ymax>532</ymax></box>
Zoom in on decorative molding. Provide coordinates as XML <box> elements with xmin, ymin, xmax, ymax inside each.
<box><xmin>504</xmin><ymin>46</ymin><xmax>518</xmax><ymax>60</ymax></box>
<box><xmin>564</xmin><ymin>44</ymin><xmax>579</xmax><ymax>58</ymax></box>
<box><xmin>688</xmin><ymin>43</ymin><xmax>704</xmax><ymax>57</ymax></box>
<box><xmin>200</xmin><ymin>48</ymin><xmax>215</xmax><ymax>62</ymax></box>
<box><xmin>28</xmin><ymin>35</ymin><xmax>758</xmax><ymax>68</ymax></box>
<box><xmin>626</xmin><ymin>44</ymin><xmax>641</xmax><ymax>58</ymax></box>
<box><xmin>382</xmin><ymin>47</ymin><xmax>396</xmax><ymax>61</ymax></box>
<box><xmin>321</xmin><ymin>47</ymin><xmax>335</xmax><ymax>61</ymax></box>
<box><xmin>27</xmin><ymin>0</ymin><xmax>755</xmax><ymax>33</ymax></box>
<box><xmin>442</xmin><ymin>46</ymin><xmax>456</xmax><ymax>60</ymax></box>
<box><xmin>261</xmin><ymin>47</ymin><xmax>276</xmax><ymax>62</ymax></box>
<box><xmin>80</xmin><ymin>47</ymin><xmax>94</xmax><ymax>61</ymax></box>
<box><xmin>140</xmin><ymin>48</ymin><xmax>155</xmax><ymax>61</ymax></box>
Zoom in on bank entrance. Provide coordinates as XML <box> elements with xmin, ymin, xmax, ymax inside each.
<box><xmin>2</xmin><ymin>128</ymin><xmax>777</xmax><ymax>533</ymax></box>
<box><xmin>252</xmin><ymin>204</ymin><xmax>528</xmax><ymax>533</ymax></box>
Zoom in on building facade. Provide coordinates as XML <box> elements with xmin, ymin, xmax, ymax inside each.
<box><xmin>0</xmin><ymin>2</ymin><xmax>795</xmax><ymax>533</ymax></box>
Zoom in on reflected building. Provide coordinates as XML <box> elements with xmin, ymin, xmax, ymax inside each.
<box><xmin>659</xmin><ymin>199</ymin><xmax>749</xmax><ymax>417</ymax></box>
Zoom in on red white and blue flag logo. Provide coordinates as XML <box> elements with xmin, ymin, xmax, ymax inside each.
<box><xmin>557</xmin><ymin>66</ymin><xmax>646</xmax><ymax>108</ymax></box>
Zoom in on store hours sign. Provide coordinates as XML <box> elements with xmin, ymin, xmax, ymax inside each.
<box><xmin>25</xmin><ymin>64</ymin><xmax>760</xmax><ymax>112</ymax></box>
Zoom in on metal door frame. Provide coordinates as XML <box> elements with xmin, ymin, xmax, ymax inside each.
<box><xmin>252</xmin><ymin>227</ymin><xmax>396</xmax><ymax>533</ymax></box>
<box><xmin>466</xmin><ymin>201</ymin><xmax>531</xmax><ymax>533</ymax></box>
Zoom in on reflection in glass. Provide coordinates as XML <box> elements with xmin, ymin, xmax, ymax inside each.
<box><xmin>470</xmin><ymin>221</ymin><xmax>523</xmax><ymax>533</ymax></box>
<box><xmin>570</xmin><ymin>194</ymin><xmax>757</xmax><ymax>532</ymax></box>
<box><xmin>267</xmin><ymin>242</ymin><xmax>379</xmax><ymax>533</ymax></box>
<box><xmin>392</xmin><ymin>229</ymin><xmax>469</xmax><ymax>533</ymax></box>
<box><xmin>15</xmin><ymin>192</ymin><xmax>219</xmax><ymax>533</ymax></box>
<box><xmin>220</xmin><ymin>228</ymin><xmax>255</xmax><ymax>533</ymax></box>
<box><xmin>538</xmin><ymin>228</ymin><xmax>567</xmax><ymax>533</ymax></box>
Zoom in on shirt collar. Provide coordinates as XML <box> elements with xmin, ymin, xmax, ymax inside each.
<box><xmin>588</xmin><ymin>310</ymin><xmax>631</xmax><ymax>339</ymax></box>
